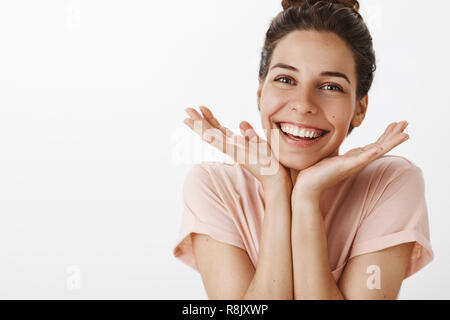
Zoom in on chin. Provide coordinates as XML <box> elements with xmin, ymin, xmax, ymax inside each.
<box><xmin>278</xmin><ymin>155</ymin><xmax>320</xmax><ymax>171</ymax></box>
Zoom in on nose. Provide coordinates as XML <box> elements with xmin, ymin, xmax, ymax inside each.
<box><xmin>288</xmin><ymin>85</ymin><xmax>318</xmax><ymax>114</ymax></box>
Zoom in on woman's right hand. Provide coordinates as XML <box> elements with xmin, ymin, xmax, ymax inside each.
<box><xmin>184</xmin><ymin>106</ymin><xmax>292</xmax><ymax>191</ymax></box>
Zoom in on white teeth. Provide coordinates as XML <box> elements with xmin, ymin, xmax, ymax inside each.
<box><xmin>280</xmin><ymin>124</ymin><xmax>322</xmax><ymax>138</ymax></box>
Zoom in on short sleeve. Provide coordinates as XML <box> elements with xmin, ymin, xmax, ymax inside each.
<box><xmin>349</xmin><ymin>164</ymin><xmax>434</xmax><ymax>279</ymax></box>
<box><xmin>173</xmin><ymin>163</ymin><xmax>245</xmax><ymax>272</ymax></box>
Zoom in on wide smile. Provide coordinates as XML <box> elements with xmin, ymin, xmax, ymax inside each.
<box><xmin>274</xmin><ymin>122</ymin><xmax>330</xmax><ymax>148</ymax></box>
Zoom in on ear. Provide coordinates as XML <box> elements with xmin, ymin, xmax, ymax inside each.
<box><xmin>350</xmin><ymin>94</ymin><xmax>368</xmax><ymax>128</ymax></box>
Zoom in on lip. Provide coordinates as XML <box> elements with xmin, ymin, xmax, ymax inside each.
<box><xmin>276</xmin><ymin>122</ymin><xmax>329</xmax><ymax>148</ymax></box>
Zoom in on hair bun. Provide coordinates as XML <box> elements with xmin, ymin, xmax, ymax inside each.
<box><xmin>281</xmin><ymin>0</ymin><xmax>360</xmax><ymax>13</ymax></box>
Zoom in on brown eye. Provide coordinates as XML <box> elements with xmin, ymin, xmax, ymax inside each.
<box><xmin>322</xmin><ymin>83</ymin><xmax>344</xmax><ymax>92</ymax></box>
<box><xmin>275</xmin><ymin>76</ymin><xmax>295</xmax><ymax>85</ymax></box>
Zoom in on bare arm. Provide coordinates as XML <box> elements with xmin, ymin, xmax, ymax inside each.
<box><xmin>191</xmin><ymin>234</ymin><xmax>255</xmax><ymax>299</ymax></box>
<box><xmin>337</xmin><ymin>242</ymin><xmax>414</xmax><ymax>299</ymax></box>
<box><xmin>192</xmin><ymin>182</ymin><xmax>294</xmax><ymax>300</ymax></box>
<box><xmin>242</xmin><ymin>183</ymin><xmax>293</xmax><ymax>299</ymax></box>
<box><xmin>185</xmin><ymin>105</ymin><xmax>294</xmax><ymax>299</ymax></box>
<box><xmin>291</xmin><ymin>194</ymin><xmax>414</xmax><ymax>300</ymax></box>
<box><xmin>288</xmin><ymin>120</ymin><xmax>413</xmax><ymax>299</ymax></box>
<box><xmin>291</xmin><ymin>195</ymin><xmax>344</xmax><ymax>299</ymax></box>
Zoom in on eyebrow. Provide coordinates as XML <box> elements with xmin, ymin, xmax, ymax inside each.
<box><xmin>270</xmin><ymin>63</ymin><xmax>351</xmax><ymax>85</ymax></box>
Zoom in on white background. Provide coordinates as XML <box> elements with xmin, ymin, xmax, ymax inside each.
<box><xmin>0</xmin><ymin>0</ymin><xmax>449</xmax><ymax>299</ymax></box>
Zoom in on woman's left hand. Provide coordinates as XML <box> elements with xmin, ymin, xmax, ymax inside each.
<box><xmin>293</xmin><ymin>121</ymin><xmax>410</xmax><ymax>201</ymax></box>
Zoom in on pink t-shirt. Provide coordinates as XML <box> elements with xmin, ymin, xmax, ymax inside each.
<box><xmin>173</xmin><ymin>155</ymin><xmax>434</xmax><ymax>282</ymax></box>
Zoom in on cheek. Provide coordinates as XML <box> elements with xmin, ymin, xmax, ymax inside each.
<box><xmin>330</xmin><ymin>113</ymin><xmax>347</xmax><ymax>127</ymax></box>
<box><xmin>327</xmin><ymin>105</ymin><xmax>353</xmax><ymax>131</ymax></box>
<box><xmin>260</xmin><ymin>89</ymin><xmax>281</xmax><ymax>112</ymax></box>
<box><xmin>260</xmin><ymin>91</ymin><xmax>283</xmax><ymax>123</ymax></box>
<box><xmin>325</xmin><ymin>107</ymin><xmax>353</xmax><ymax>146</ymax></box>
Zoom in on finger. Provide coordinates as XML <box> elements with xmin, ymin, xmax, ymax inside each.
<box><xmin>206</xmin><ymin>131</ymin><xmax>247</xmax><ymax>164</ymax></box>
<box><xmin>363</xmin><ymin>121</ymin><xmax>408</xmax><ymax>152</ymax></box>
<box><xmin>240</xmin><ymin>121</ymin><xmax>265</xmax><ymax>143</ymax></box>
<box><xmin>184</xmin><ymin>107</ymin><xmax>249</xmax><ymax>163</ymax></box>
<box><xmin>238</xmin><ymin>123</ymin><xmax>257</xmax><ymax>165</ymax></box>
<box><xmin>247</xmin><ymin>123</ymin><xmax>274</xmax><ymax>161</ymax></box>
<box><xmin>384</xmin><ymin>121</ymin><xmax>408</xmax><ymax>139</ymax></box>
<box><xmin>239</xmin><ymin>121</ymin><xmax>252</xmax><ymax>140</ymax></box>
<box><xmin>199</xmin><ymin>105</ymin><xmax>219</xmax><ymax>126</ymax></box>
<box><xmin>238</xmin><ymin>122</ymin><xmax>265</xmax><ymax>165</ymax></box>
<box><xmin>377</xmin><ymin>121</ymin><xmax>409</xmax><ymax>151</ymax></box>
<box><xmin>199</xmin><ymin>106</ymin><xmax>220</xmax><ymax>127</ymax></box>
<box><xmin>199</xmin><ymin>106</ymin><xmax>234</xmax><ymax>138</ymax></box>
<box><xmin>373</xmin><ymin>122</ymin><xmax>396</xmax><ymax>145</ymax></box>
<box><xmin>391</xmin><ymin>121</ymin><xmax>409</xmax><ymax>139</ymax></box>
<box><xmin>185</xmin><ymin>107</ymin><xmax>225</xmax><ymax>145</ymax></box>
<box><xmin>386</xmin><ymin>121</ymin><xmax>399</xmax><ymax>133</ymax></box>
<box><xmin>198</xmin><ymin>122</ymin><xmax>246</xmax><ymax>160</ymax></box>
<box><xmin>185</xmin><ymin>106</ymin><xmax>234</xmax><ymax>142</ymax></box>
<box><xmin>185</xmin><ymin>107</ymin><xmax>262</xmax><ymax>164</ymax></box>
<box><xmin>401</xmin><ymin>120</ymin><xmax>409</xmax><ymax>131</ymax></box>
<box><xmin>183</xmin><ymin>117</ymin><xmax>194</xmax><ymax>128</ymax></box>
<box><xmin>347</xmin><ymin>121</ymin><xmax>409</xmax><ymax>169</ymax></box>
<box><xmin>185</xmin><ymin>107</ymin><xmax>203</xmax><ymax>121</ymax></box>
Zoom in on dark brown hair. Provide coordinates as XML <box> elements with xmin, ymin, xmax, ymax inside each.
<box><xmin>259</xmin><ymin>0</ymin><xmax>376</xmax><ymax>136</ymax></box>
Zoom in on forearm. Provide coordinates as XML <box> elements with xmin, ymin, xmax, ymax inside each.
<box><xmin>291</xmin><ymin>195</ymin><xmax>344</xmax><ymax>300</ymax></box>
<box><xmin>242</xmin><ymin>184</ymin><xmax>293</xmax><ymax>300</ymax></box>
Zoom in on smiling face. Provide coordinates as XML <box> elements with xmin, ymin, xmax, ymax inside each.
<box><xmin>257</xmin><ymin>30</ymin><xmax>368</xmax><ymax>170</ymax></box>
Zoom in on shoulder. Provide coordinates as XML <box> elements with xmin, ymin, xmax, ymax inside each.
<box><xmin>352</xmin><ymin>155</ymin><xmax>426</xmax><ymax>203</ymax></box>
<box><xmin>184</xmin><ymin>161</ymin><xmax>240</xmax><ymax>186</ymax></box>
<box><xmin>184</xmin><ymin>161</ymin><xmax>259</xmax><ymax>195</ymax></box>
<box><xmin>357</xmin><ymin>155</ymin><xmax>424</xmax><ymax>185</ymax></box>
<box><xmin>366</xmin><ymin>154</ymin><xmax>421</xmax><ymax>173</ymax></box>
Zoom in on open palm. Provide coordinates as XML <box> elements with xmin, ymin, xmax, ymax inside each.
<box><xmin>294</xmin><ymin>121</ymin><xmax>410</xmax><ymax>198</ymax></box>
<box><xmin>184</xmin><ymin>105</ymin><xmax>291</xmax><ymax>188</ymax></box>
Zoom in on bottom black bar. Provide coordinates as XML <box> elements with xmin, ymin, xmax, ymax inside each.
<box><xmin>1</xmin><ymin>300</ymin><xmax>448</xmax><ymax>318</ymax></box>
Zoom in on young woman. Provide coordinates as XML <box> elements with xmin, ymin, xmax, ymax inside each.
<box><xmin>173</xmin><ymin>0</ymin><xmax>433</xmax><ymax>299</ymax></box>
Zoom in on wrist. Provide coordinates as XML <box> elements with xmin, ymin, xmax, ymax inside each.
<box><xmin>292</xmin><ymin>183</ymin><xmax>321</xmax><ymax>200</ymax></box>
<box><xmin>262</xmin><ymin>174</ymin><xmax>292</xmax><ymax>194</ymax></box>
<box><xmin>291</xmin><ymin>188</ymin><xmax>321</xmax><ymax>210</ymax></box>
